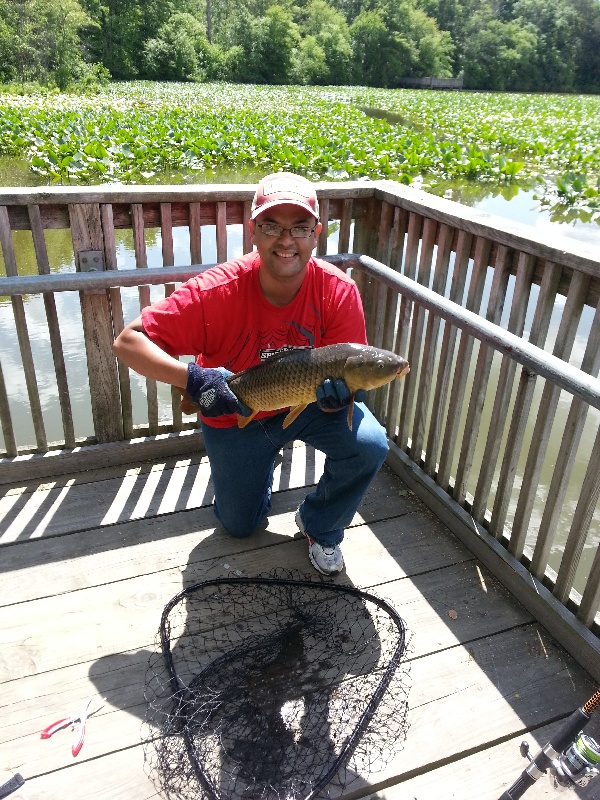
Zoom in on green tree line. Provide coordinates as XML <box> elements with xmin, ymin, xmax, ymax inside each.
<box><xmin>1</xmin><ymin>0</ymin><xmax>599</xmax><ymax>91</ymax></box>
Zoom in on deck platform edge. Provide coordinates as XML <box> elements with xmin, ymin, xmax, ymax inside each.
<box><xmin>0</xmin><ymin>429</ymin><xmax>204</xmax><ymax>485</ymax></box>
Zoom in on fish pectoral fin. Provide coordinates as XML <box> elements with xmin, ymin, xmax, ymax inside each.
<box><xmin>282</xmin><ymin>404</ymin><xmax>308</xmax><ymax>429</ymax></box>
<box><xmin>346</xmin><ymin>397</ymin><xmax>355</xmax><ymax>431</ymax></box>
<box><xmin>237</xmin><ymin>410</ymin><xmax>259</xmax><ymax>428</ymax></box>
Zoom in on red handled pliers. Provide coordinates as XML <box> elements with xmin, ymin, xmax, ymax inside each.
<box><xmin>40</xmin><ymin>695</ymin><xmax>104</xmax><ymax>756</ymax></box>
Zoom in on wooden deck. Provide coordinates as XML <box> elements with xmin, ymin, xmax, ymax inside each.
<box><xmin>1</xmin><ymin>442</ymin><xmax>599</xmax><ymax>800</ymax></box>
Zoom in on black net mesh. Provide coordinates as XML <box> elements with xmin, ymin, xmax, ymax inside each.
<box><xmin>143</xmin><ymin>571</ymin><xmax>411</xmax><ymax>800</ymax></box>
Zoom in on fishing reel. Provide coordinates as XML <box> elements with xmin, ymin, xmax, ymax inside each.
<box><xmin>518</xmin><ymin>732</ymin><xmax>600</xmax><ymax>792</ymax></box>
<box><xmin>499</xmin><ymin>688</ymin><xmax>600</xmax><ymax>799</ymax></box>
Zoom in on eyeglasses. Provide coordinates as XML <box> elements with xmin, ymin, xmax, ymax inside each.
<box><xmin>255</xmin><ymin>222</ymin><xmax>317</xmax><ymax>239</ymax></box>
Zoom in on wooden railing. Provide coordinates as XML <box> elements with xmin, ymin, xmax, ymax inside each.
<box><xmin>0</xmin><ymin>180</ymin><xmax>598</xmax><ymax>681</ymax></box>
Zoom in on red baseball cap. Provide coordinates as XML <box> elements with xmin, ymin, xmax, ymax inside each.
<box><xmin>251</xmin><ymin>172</ymin><xmax>320</xmax><ymax>220</ymax></box>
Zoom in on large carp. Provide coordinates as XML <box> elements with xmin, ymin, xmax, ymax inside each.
<box><xmin>181</xmin><ymin>343</ymin><xmax>410</xmax><ymax>429</ymax></box>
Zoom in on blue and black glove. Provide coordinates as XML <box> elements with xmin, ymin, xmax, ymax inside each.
<box><xmin>316</xmin><ymin>379</ymin><xmax>367</xmax><ymax>411</ymax></box>
<box><xmin>186</xmin><ymin>364</ymin><xmax>252</xmax><ymax>418</ymax></box>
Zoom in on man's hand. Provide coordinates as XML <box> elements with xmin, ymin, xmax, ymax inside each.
<box><xmin>316</xmin><ymin>378</ymin><xmax>367</xmax><ymax>411</ymax></box>
<box><xmin>186</xmin><ymin>364</ymin><xmax>252</xmax><ymax>418</ymax></box>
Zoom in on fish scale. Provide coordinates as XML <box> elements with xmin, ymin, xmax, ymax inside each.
<box><xmin>226</xmin><ymin>342</ymin><xmax>409</xmax><ymax>429</ymax></box>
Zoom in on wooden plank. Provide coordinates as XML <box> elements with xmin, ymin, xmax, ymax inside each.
<box><xmin>188</xmin><ymin>201</ymin><xmax>202</xmax><ymax>264</ymax></box>
<box><xmin>29</xmin><ymin>204</ymin><xmax>76</xmax><ymax>449</ymax></box>
<box><xmin>69</xmin><ymin>203</ymin><xmax>123</xmax><ymax>444</ymax></box>
<box><xmin>0</xmin><ymin>205</ymin><xmax>48</xmax><ymax>452</ymax></box>
<box><xmin>159</xmin><ymin>203</ymin><xmax>183</xmax><ymax>433</ymax></box>
<box><xmin>317</xmin><ymin>197</ymin><xmax>329</xmax><ymax>256</ymax></box>
<box><xmin>338</xmin><ymin>198</ymin><xmax>353</xmax><ymax>254</ymax></box>
<box><xmin>102</xmin><ymin>203</ymin><xmax>133</xmax><ymax>439</ymax></box>
<box><xmin>131</xmin><ymin>204</ymin><xmax>159</xmax><ymax>436</ymax></box>
<box><xmin>579</xmin><ymin>534</ymin><xmax>600</xmax><ymax>627</ymax></box>
<box><xmin>242</xmin><ymin>199</ymin><xmax>252</xmax><ymax>254</ymax></box>
<box><xmin>0</xmin><ymin>476</ymin><xmax>458</xmax><ymax>608</ymax></box>
<box><xmin>489</xmin><ymin>262</ymin><xmax>563</xmax><ymax>537</ymax></box>
<box><xmin>370</xmin><ymin>716</ymin><xmax>600</xmax><ymax>800</ymax></box>
<box><xmin>6</xmin><ymin>623</ymin><xmax>599</xmax><ymax>800</ymax></box>
<box><xmin>0</xmin><ymin>359</ymin><xmax>16</xmax><ymax>457</ymax></box>
<box><xmin>0</xmin><ymin>442</ymin><xmax>326</xmax><ymax>546</ymax></box>
<box><xmin>0</xmin><ymin>430</ymin><xmax>203</xmax><ymax>485</ymax></box>
<box><xmin>509</xmin><ymin>269</ymin><xmax>591</xmax><ymax>558</ymax></box>
<box><xmin>471</xmin><ymin>250</ymin><xmax>536</xmax><ymax>519</ymax></box>
<box><xmin>216</xmin><ymin>200</ymin><xmax>227</xmax><ymax>263</ymax></box>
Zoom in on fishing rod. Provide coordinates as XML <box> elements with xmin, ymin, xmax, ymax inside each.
<box><xmin>499</xmin><ymin>687</ymin><xmax>600</xmax><ymax>798</ymax></box>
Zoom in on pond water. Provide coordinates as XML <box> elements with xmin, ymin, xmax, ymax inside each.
<box><xmin>0</xmin><ymin>162</ymin><xmax>598</xmax><ymax>600</ymax></box>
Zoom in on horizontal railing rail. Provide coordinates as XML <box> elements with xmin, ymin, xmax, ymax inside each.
<box><xmin>0</xmin><ymin>180</ymin><xmax>598</xmax><ymax>682</ymax></box>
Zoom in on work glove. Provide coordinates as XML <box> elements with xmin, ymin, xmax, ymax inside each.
<box><xmin>316</xmin><ymin>378</ymin><xmax>367</xmax><ymax>411</ymax></box>
<box><xmin>186</xmin><ymin>364</ymin><xmax>252</xmax><ymax>418</ymax></box>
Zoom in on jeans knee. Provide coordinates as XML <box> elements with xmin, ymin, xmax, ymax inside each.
<box><xmin>360</xmin><ymin>421</ymin><xmax>389</xmax><ymax>469</ymax></box>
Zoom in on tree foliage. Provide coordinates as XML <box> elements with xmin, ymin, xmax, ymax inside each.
<box><xmin>0</xmin><ymin>0</ymin><xmax>599</xmax><ymax>91</ymax></box>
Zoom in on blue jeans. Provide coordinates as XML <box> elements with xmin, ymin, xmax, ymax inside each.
<box><xmin>201</xmin><ymin>402</ymin><xmax>389</xmax><ymax>547</ymax></box>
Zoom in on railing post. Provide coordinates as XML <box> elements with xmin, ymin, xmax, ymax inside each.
<box><xmin>69</xmin><ymin>203</ymin><xmax>124</xmax><ymax>444</ymax></box>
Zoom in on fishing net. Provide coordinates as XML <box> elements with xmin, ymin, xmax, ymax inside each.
<box><xmin>143</xmin><ymin>571</ymin><xmax>411</xmax><ymax>800</ymax></box>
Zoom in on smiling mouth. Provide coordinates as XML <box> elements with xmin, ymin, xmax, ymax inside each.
<box><xmin>274</xmin><ymin>251</ymin><xmax>297</xmax><ymax>259</ymax></box>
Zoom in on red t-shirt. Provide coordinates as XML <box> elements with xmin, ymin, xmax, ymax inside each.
<box><xmin>142</xmin><ymin>251</ymin><xmax>367</xmax><ymax>427</ymax></box>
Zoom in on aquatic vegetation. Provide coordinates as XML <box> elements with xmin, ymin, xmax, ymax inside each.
<box><xmin>0</xmin><ymin>82</ymin><xmax>598</xmax><ymax>215</ymax></box>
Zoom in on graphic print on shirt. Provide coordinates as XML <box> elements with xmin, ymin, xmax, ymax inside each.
<box><xmin>227</xmin><ymin>317</ymin><xmax>320</xmax><ymax>371</ymax></box>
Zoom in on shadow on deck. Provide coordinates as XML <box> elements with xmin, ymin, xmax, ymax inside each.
<box><xmin>1</xmin><ymin>443</ymin><xmax>599</xmax><ymax>800</ymax></box>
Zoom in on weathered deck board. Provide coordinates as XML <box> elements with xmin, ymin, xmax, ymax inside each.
<box><xmin>1</xmin><ymin>447</ymin><xmax>599</xmax><ymax>800</ymax></box>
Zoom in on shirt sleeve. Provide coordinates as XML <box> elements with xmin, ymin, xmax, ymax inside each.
<box><xmin>141</xmin><ymin>278</ymin><xmax>206</xmax><ymax>357</ymax></box>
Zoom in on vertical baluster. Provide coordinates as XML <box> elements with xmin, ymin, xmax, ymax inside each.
<box><xmin>69</xmin><ymin>202</ymin><xmax>122</xmax><ymax>444</ymax></box>
<box><xmin>0</xmin><ymin>356</ymin><xmax>16</xmax><ymax>456</ymax></box>
<box><xmin>243</xmin><ymin>200</ymin><xmax>252</xmax><ymax>254</ymax></box>
<box><xmin>509</xmin><ymin>270</ymin><xmax>590</xmax><ymax>558</ymax></box>
<box><xmin>370</xmin><ymin>202</ymin><xmax>394</xmax><ymax>418</ymax></box>
<box><xmin>388</xmin><ymin>212</ymin><xmax>423</xmax><ymax>441</ymax></box>
<box><xmin>338</xmin><ymin>199</ymin><xmax>353</xmax><ymax>255</ymax></box>
<box><xmin>410</xmin><ymin>223</ymin><xmax>454</xmax><ymax>463</ymax></box>
<box><xmin>317</xmin><ymin>198</ymin><xmax>329</xmax><ymax>257</ymax></box>
<box><xmin>437</xmin><ymin>236</ymin><xmax>492</xmax><ymax>490</ymax></box>
<box><xmin>216</xmin><ymin>201</ymin><xmax>227</xmax><ymax>264</ymax></box>
<box><xmin>189</xmin><ymin>202</ymin><xmax>202</xmax><ymax>265</ymax></box>
<box><xmin>554</xmin><ymin>424</ymin><xmax>600</xmax><ymax>605</ymax></box>
<box><xmin>160</xmin><ymin>202</ymin><xmax>183</xmax><ymax>433</ymax></box>
<box><xmin>0</xmin><ymin>205</ymin><xmax>47</xmax><ymax>452</ymax></box>
<box><xmin>101</xmin><ymin>203</ymin><xmax>133</xmax><ymax>440</ymax></box>
<box><xmin>28</xmin><ymin>204</ymin><xmax>75</xmax><ymax>449</ymax></box>
<box><xmin>453</xmin><ymin>245</ymin><xmax>513</xmax><ymax>506</ymax></box>
<box><xmin>531</xmin><ymin>297</ymin><xmax>600</xmax><ymax>579</ymax></box>
<box><xmin>471</xmin><ymin>250</ymin><xmax>536</xmax><ymax>519</ymax></box>
<box><xmin>424</xmin><ymin>230</ymin><xmax>472</xmax><ymax>476</ymax></box>
<box><xmin>397</xmin><ymin>217</ymin><xmax>437</xmax><ymax>452</ymax></box>
<box><xmin>578</xmin><ymin>534</ymin><xmax>600</xmax><ymax>627</ymax></box>
<box><xmin>490</xmin><ymin>261</ymin><xmax>563</xmax><ymax>538</ymax></box>
<box><xmin>132</xmin><ymin>203</ymin><xmax>159</xmax><ymax>436</ymax></box>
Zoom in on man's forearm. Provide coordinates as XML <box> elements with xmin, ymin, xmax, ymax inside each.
<box><xmin>113</xmin><ymin>323</ymin><xmax>189</xmax><ymax>389</ymax></box>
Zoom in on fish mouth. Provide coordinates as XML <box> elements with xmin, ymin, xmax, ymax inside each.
<box><xmin>396</xmin><ymin>364</ymin><xmax>410</xmax><ymax>378</ymax></box>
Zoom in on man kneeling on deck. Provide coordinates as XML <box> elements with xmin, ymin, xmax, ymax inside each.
<box><xmin>113</xmin><ymin>172</ymin><xmax>389</xmax><ymax>576</ymax></box>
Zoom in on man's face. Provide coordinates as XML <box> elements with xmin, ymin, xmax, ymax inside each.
<box><xmin>250</xmin><ymin>204</ymin><xmax>321</xmax><ymax>281</ymax></box>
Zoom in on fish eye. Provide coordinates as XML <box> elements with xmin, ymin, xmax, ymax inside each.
<box><xmin>376</xmin><ymin>360</ymin><xmax>385</xmax><ymax>369</ymax></box>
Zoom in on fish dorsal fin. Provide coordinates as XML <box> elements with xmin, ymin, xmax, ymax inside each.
<box><xmin>282</xmin><ymin>403</ymin><xmax>309</xmax><ymax>429</ymax></box>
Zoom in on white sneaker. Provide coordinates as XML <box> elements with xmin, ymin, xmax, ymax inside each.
<box><xmin>295</xmin><ymin>509</ymin><xmax>344</xmax><ymax>576</ymax></box>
